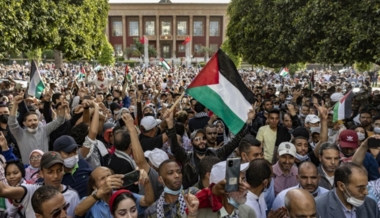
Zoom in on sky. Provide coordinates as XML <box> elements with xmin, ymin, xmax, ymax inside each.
<box><xmin>109</xmin><ymin>0</ymin><xmax>230</xmax><ymax>3</ymax></box>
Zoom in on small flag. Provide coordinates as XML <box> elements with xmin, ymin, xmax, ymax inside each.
<box><xmin>186</xmin><ymin>49</ymin><xmax>256</xmax><ymax>134</ymax></box>
<box><xmin>140</xmin><ymin>36</ymin><xmax>147</xmax><ymax>44</ymax></box>
<box><xmin>333</xmin><ymin>90</ymin><xmax>354</xmax><ymax>122</ymax></box>
<box><xmin>279</xmin><ymin>68</ymin><xmax>289</xmax><ymax>77</ymax></box>
<box><xmin>124</xmin><ymin>65</ymin><xmax>131</xmax><ymax>84</ymax></box>
<box><xmin>182</xmin><ymin>36</ymin><xmax>191</xmax><ymax>45</ymax></box>
<box><xmin>160</xmin><ymin>59</ymin><xmax>171</xmax><ymax>71</ymax></box>
<box><xmin>79</xmin><ymin>64</ymin><xmax>86</xmax><ymax>79</ymax></box>
<box><xmin>28</xmin><ymin>60</ymin><xmax>45</xmax><ymax>99</ymax></box>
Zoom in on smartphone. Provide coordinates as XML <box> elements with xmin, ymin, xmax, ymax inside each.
<box><xmin>217</xmin><ymin>135</ymin><xmax>224</xmax><ymax>146</ymax></box>
<box><xmin>138</xmin><ymin>84</ymin><xmax>144</xmax><ymax>91</ymax></box>
<box><xmin>368</xmin><ymin>138</ymin><xmax>380</xmax><ymax>148</ymax></box>
<box><xmin>295</xmin><ymin>84</ymin><xmax>302</xmax><ymax>90</ymax></box>
<box><xmin>123</xmin><ymin>170</ymin><xmax>140</xmax><ymax>188</ymax></box>
<box><xmin>225</xmin><ymin>158</ymin><xmax>241</xmax><ymax>192</ymax></box>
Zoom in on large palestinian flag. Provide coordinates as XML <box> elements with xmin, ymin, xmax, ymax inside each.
<box><xmin>186</xmin><ymin>49</ymin><xmax>256</xmax><ymax>134</ymax></box>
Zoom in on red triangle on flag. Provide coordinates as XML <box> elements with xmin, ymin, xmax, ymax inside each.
<box><xmin>187</xmin><ymin>53</ymin><xmax>219</xmax><ymax>88</ymax></box>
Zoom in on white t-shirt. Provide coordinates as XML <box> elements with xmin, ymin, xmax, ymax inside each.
<box><xmin>19</xmin><ymin>184</ymin><xmax>79</xmax><ymax>218</ymax></box>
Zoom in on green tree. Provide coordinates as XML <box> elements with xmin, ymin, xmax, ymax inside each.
<box><xmin>123</xmin><ymin>47</ymin><xmax>134</xmax><ymax>60</ymax></box>
<box><xmin>227</xmin><ymin>0</ymin><xmax>380</xmax><ymax>67</ymax></box>
<box><xmin>0</xmin><ymin>0</ymin><xmax>109</xmax><ymax>65</ymax></box>
<box><xmin>133</xmin><ymin>38</ymin><xmax>157</xmax><ymax>57</ymax></box>
<box><xmin>25</xmin><ymin>48</ymin><xmax>42</xmax><ymax>61</ymax></box>
<box><xmin>98</xmin><ymin>36</ymin><xmax>115</xmax><ymax>66</ymax></box>
<box><xmin>221</xmin><ymin>40</ymin><xmax>242</xmax><ymax>68</ymax></box>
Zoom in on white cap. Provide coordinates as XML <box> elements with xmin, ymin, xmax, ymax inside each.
<box><xmin>278</xmin><ymin>142</ymin><xmax>296</xmax><ymax>157</ymax></box>
<box><xmin>311</xmin><ymin>127</ymin><xmax>321</xmax><ymax>134</ymax></box>
<box><xmin>144</xmin><ymin>148</ymin><xmax>169</xmax><ymax>168</ymax></box>
<box><xmin>209</xmin><ymin>161</ymin><xmax>249</xmax><ymax>185</ymax></box>
<box><xmin>331</xmin><ymin>92</ymin><xmax>344</xmax><ymax>102</ymax></box>
<box><xmin>140</xmin><ymin>116</ymin><xmax>159</xmax><ymax>131</ymax></box>
<box><xmin>305</xmin><ymin>114</ymin><xmax>320</xmax><ymax>124</ymax></box>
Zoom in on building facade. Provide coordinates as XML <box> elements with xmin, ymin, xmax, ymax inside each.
<box><xmin>107</xmin><ymin>1</ymin><xmax>229</xmax><ymax>59</ymax></box>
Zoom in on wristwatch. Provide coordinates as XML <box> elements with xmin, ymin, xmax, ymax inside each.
<box><xmin>92</xmin><ymin>190</ymin><xmax>101</xmax><ymax>201</ymax></box>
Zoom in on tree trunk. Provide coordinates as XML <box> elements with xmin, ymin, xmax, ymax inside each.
<box><xmin>54</xmin><ymin>50</ymin><xmax>63</xmax><ymax>69</ymax></box>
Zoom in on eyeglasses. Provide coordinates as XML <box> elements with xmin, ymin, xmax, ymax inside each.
<box><xmin>52</xmin><ymin>202</ymin><xmax>70</xmax><ymax>218</ymax></box>
<box><xmin>193</xmin><ymin>136</ymin><xmax>206</xmax><ymax>142</ymax></box>
<box><xmin>30</xmin><ymin>156</ymin><xmax>42</xmax><ymax>161</ymax></box>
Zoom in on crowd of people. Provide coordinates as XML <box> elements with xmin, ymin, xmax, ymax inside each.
<box><xmin>0</xmin><ymin>61</ymin><xmax>379</xmax><ymax>217</ymax></box>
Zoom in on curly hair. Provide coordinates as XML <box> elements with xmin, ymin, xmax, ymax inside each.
<box><xmin>70</xmin><ymin>122</ymin><xmax>89</xmax><ymax>145</ymax></box>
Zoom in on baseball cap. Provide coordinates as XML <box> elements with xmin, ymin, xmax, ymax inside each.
<box><xmin>209</xmin><ymin>160</ymin><xmax>249</xmax><ymax>185</ymax></box>
<box><xmin>278</xmin><ymin>142</ymin><xmax>296</xmax><ymax>157</ymax></box>
<box><xmin>311</xmin><ymin>127</ymin><xmax>321</xmax><ymax>134</ymax></box>
<box><xmin>331</xmin><ymin>92</ymin><xmax>344</xmax><ymax>102</ymax></box>
<box><xmin>53</xmin><ymin>135</ymin><xmax>78</xmax><ymax>153</ymax></box>
<box><xmin>140</xmin><ymin>116</ymin><xmax>159</xmax><ymax>131</ymax></box>
<box><xmin>339</xmin><ymin>130</ymin><xmax>359</xmax><ymax>148</ymax></box>
<box><xmin>40</xmin><ymin>151</ymin><xmax>64</xmax><ymax>169</ymax></box>
<box><xmin>144</xmin><ymin>148</ymin><xmax>169</xmax><ymax>168</ymax></box>
<box><xmin>190</xmin><ymin>129</ymin><xmax>206</xmax><ymax>140</ymax></box>
<box><xmin>305</xmin><ymin>114</ymin><xmax>320</xmax><ymax>124</ymax></box>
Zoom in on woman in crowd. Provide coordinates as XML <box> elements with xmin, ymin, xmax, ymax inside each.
<box><xmin>109</xmin><ymin>190</ymin><xmax>138</xmax><ymax>218</ymax></box>
<box><xmin>24</xmin><ymin>149</ymin><xmax>44</xmax><ymax>183</ymax></box>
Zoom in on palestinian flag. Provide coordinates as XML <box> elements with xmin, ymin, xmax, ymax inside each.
<box><xmin>160</xmin><ymin>59</ymin><xmax>171</xmax><ymax>71</ymax></box>
<box><xmin>28</xmin><ymin>60</ymin><xmax>45</xmax><ymax>99</ymax></box>
<box><xmin>186</xmin><ymin>49</ymin><xmax>256</xmax><ymax>134</ymax></box>
<box><xmin>280</xmin><ymin>68</ymin><xmax>289</xmax><ymax>77</ymax></box>
<box><xmin>333</xmin><ymin>90</ymin><xmax>354</xmax><ymax>122</ymax></box>
<box><xmin>78</xmin><ymin>64</ymin><xmax>86</xmax><ymax>79</ymax></box>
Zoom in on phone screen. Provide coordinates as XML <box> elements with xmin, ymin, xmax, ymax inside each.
<box><xmin>138</xmin><ymin>84</ymin><xmax>144</xmax><ymax>91</ymax></box>
<box><xmin>123</xmin><ymin>170</ymin><xmax>140</xmax><ymax>187</ymax></box>
<box><xmin>368</xmin><ymin>138</ymin><xmax>380</xmax><ymax>148</ymax></box>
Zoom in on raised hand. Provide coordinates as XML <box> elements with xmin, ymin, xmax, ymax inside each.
<box><xmin>13</xmin><ymin>95</ymin><xmax>23</xmax><ymax>104</ymax></box>
<box><xmin>314</xmin><ymin>101</ymin><xmax>328</xmax><ymax>120</ymax></box>
<box><xmin>122</xmin><ymin>113</ymin><xmax>135</xmax><ymax>128</ymax></box>
<box><xmin>0</xmin><ymin>131</ymin><xmax>9</xmax><ymax>151</ymax></box>
<box><xmin>184</xmin><ymin>193</ymin><xmax>199</xmax><ymax>215</ymax></box>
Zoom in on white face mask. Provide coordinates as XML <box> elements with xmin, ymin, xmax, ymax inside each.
<box><xmin>63</xmin><ymin>155</ymin><xmax>79</xmax><ymax>168</ymax></box>
<box><xmin>296</xmin><ymin>153</ymin><xmax>309</xmax><ymax>162</ymax></box>
<box><xmin>344</xmin><ymin>186</ymin><xmax>365</xmax><ymax>207</ymax></box>
<box><xmin>26</xmin><ymin>127</ymin><xmax>37</xmax><ymax>133</ymax></box>
<box><xmin>357</xmin><ymin>132</ymin><xmax>365</xmax><ymax>141</ymax></box>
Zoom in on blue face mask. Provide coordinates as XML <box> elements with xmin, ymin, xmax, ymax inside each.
<box><xmin>227</xmin><ymin>196</ymin><xmax>239</xmax><ymax>209</ymax></box>
<box><xmin>164</xmin><ymin>185</ymin><xmax>183</xmax><ymax>195</ymax></box>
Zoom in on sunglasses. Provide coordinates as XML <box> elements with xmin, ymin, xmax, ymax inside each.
<box><xmin>193</xmin><ymin>136</ymin><xmax>206</xmax><ymax>142</ymax></box>
<box><xmin>52</xmin><ymin>202</ymin><xmax>70</xmax><ymax>218</ymax></box>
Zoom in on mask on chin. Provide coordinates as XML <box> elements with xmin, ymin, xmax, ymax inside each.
<box><xmin>26</xmin><ymin>127</ymin><xmax>37</xmax><ymax>133</ymax></box>
<box><xmin>344</xmin><ymin>186</ymin><xmax>365</xmax><ymax>207</ymax></box>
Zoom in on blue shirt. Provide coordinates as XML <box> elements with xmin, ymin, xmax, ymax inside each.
<box><xmin>61</xmin><ymin>159</ymin><xmax>92</xmax><ymax>199</ymax></box>
<box><xmin>122</xmin><ymin>96</ymin><xmax>131</xmax><ymax>108</ymax></box>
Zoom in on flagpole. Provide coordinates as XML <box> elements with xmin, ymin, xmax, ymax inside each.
<box><xmin>168</xmin><ymin>92</ymin><xmax>185</xmax><ymax>113</ymax></box>
<box><xmin>144</xmin><ymin>35</ymin><xmax>149</xmax><ymax>67</ymax></box>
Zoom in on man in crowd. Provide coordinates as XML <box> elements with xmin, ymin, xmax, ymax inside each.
<box><xmin>53</xmin><ymin>135</ymin><xmax>92</xmax><ymax>199</ymax></box>
<box><xmin>317</xmin><ymin>142</ymin><xmax>341</xmax><ymax>190</ymax></box>
<box><xmin>272</xmin><ymin>161</ymin><xmax>329</xmax><ymax>210</ymax></box>
<box><xmin>273</xmin><ymin>142</ymin><xmax>298</xmax><ymax>196</ymax></box>
<box><xmin>188</xmin><ymin>102</ymin><xmax>210</xmax><ymax>132</ymax></box>
<box><xmin>8</xmin><ymin>95</ymin><xmax>66</xmax><ymax>164</ymax></box>
<box><xmin>316</xmin><ymin>162</ymin><xmax>379</xmax><ymax>217</ymax></box>
<box><xmin>284</xmin><ymin>189</ymin><xmax>318</xmax><ymax>218</ymax></box>
<box><xmin>31</xmin><ymin>186</ymin><xmax>69</xmax><ymax>218</ymax></box>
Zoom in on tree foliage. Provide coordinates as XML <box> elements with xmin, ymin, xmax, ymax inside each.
<box><xmin>227</xmin><ymin>0</ymin><xmax>380</xmax><ymax>67</ymax></box>
<box><xmin>98</xmin><ymin>35</ymin><xmax>115</xmax><ymax>66</ymax></box>
<box><xmin>221</xmin><ymin>40</ymin><xmax>242</xmax><ymax>68</ymax></box>
<box><xmin>0</xmin><ymin>0</ymin><xmax>109</xmax><ymax>60</ymax></box>
<box><xmin>133</xmin><ymin>38</ymin><xmax>157</xmax><ymax>58</ymax></box>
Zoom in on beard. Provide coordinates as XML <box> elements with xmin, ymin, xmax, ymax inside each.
<box><xmin>193</xmin><ymin>143</ymin><xmax>207</xmax><ymax>154</ymax></box>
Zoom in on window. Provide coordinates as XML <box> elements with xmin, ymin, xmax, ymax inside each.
<box><xmin>177</xmin><ymin>21</ymin><xmax>187</xmax><ymax>35</ymax></box>
<box><xmin>178</xmin><ymin>44</ymin><xmax>185</xmax><ymax>52</ymax></box>
<box><xmin>193</xmin><ymin>21</ymin><xmax>203</xmax><ymax>36</ymax></box>
<box><xmin>209</xmin><ymin>21</ymin><xmax>219</xmax><ymax>36</ymax></box>
<box><xmin>129</xmin><ymin>21</ymin><xmax>139</xmax><ymax>36</ymax></box>
<box><xmin>145</xmin><ymin>21</ymin><xmax>155</xmax><ymax>35</ymax></box>
<box><xmin>161</xmin><ymin>21</ymin><xmax>171</xmax><ymax>35</ymax></box>
<box><xmin>112</xmin><ymin>21</ymin><xmax>122</xmax><ymax>36</ymax></box>
<box><xmin>194</xmin><ymin>44</ymin><xmax>202</xmax><ymax>52</ymax></box>
<box><xmin>210</xmin><ymin>44</ymin><xmax>218</xmax><ymax>52</ymax></box>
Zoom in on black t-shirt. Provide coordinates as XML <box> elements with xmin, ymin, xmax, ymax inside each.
<box><xmin>139</xmin><ymin>133</ymin><xmax>164</xmax><ymax>152</ymax></box>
